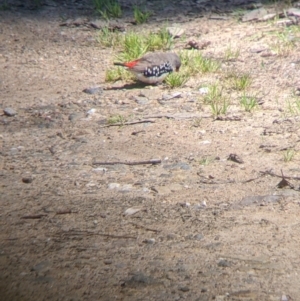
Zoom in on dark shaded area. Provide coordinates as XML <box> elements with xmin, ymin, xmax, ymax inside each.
<box><xmin>0</xmin><ymin>0</ymin><xmax>293</xmax><ymax>20</ymax></box>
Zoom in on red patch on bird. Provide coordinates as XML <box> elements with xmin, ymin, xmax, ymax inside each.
<box><xmin>124</xmin><ymin>60</ymin><xmax>139</xmax><ymax>68</ymax></box>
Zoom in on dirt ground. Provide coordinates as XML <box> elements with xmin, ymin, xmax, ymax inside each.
<box><xmin>1</xmin><ymin>1</ymin><xmax>300</xmax><ymax>300</ymax></box>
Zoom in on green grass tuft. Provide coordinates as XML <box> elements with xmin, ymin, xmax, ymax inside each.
<box><xmin>239</xmin><ymin>93</ymin><xmax>258</xmax><ymax>112</ymax></box>
<box><xmin>179</xmin><ymin>50</ymin><xmax>220</xmax><ymax>76</ymax></box>
<box><xmin>203</xmin><ymin>84</ymin><xmax>230</xmax><ymax>116</ymax></box>
<box><xmin>165</xmin><ymin>72</ymin><xmax>189</xmax><ymax>88</ymax></box>
<box><xmin>116</xmin><ymin>29</ymin><xmax>173</xmax><ymax>62</ymax></box>
<box><xmin>133</xmin><ymin>6</ymin><xmax>151</xmax><ymax>24</ymax></box>
<box><xmin>97</xmin><ymin>27</ymin><xmax>123</xmax><ymax>48</ymax></box>
<box><xmin>93</xmin><ymin>0</ymin><xmax>122</xmax><ymax>19</ymax></box>
<box><xmin>107</xmin><ymin>114</ymin><xmax>127</xmax><ymax>125</ymax></box>
<box><xmin>283</xmin><ymin>149</ymin><xmax>296</xmax><ymax>162</ymax></box>
<box><xmin>224</xmin><ymin>45</ymin><xmax>240</xmax><ymax>62</ymax></box>
<box><xmin>225</xmin><ymin>72</ymin><xmax>252</xmax><ymax>91</ymax></box>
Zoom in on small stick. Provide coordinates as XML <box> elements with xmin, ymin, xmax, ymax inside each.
<box><xmin>93</xmin><ymin>159</ymin><xmax>161</xmax><ymax>166</ymax></box>
<box><xmin>132</xmin><ymin>130</ymin><xmax>145</xmax><ymax>135</ymax></box>
<box><xmin>21</xmin><ymin>214</ymin><xmax>47</xmax><ymax>219</ymax></box>
<box><xmin>96</xmin><ymin>233</ymin><xmax>136</xmax><ymax>239</ymax></box>
<box><xmin>56</xmin><ymin>230</ymin><xmax>136</xmax><ymax>239</ymax></box>
<box><xmin>143</xmin><ymin>113</ymin><xmax>212</xmax><ymax>120</ymax></box>
<box><xmin>100</xmin><ymin>120</ymin><xmax>155</xmax><ymax>128</ymax></box>
<box><xmin>56</xmin><ymin>209</ymin><xmax>78</xmax><ymax>215</ymax></box>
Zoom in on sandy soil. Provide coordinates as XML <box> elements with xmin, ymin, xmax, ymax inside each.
<box><xmin>1</xmin><ymin>1</ymin><xmax>300</xmax><ymax>300</ymax></box>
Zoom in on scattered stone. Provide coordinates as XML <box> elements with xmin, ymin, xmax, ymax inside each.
<box><xmin>68</xmin><ymin>113</ymin><xmax>84</xmax><ymax>121</ymax></box>
<box><xmin>185</xmin><ymin>40</ymin><xmax>211</xmax><ymax>50</ymax></box>
<box><xmin>143</xmin><ymin>238</ymin><xmax>155</xmax><ymax>244</ymax></box>
<box><xmin>261</xmin><ymin>50</ymin><xmax>276</xmax><ymax>57</ymax></box>
<box><xmin>108</xmin><ymin>183</ymin><xmax>120</xmax><ymax>190</ymax></box>
<box><xmin>178</xmin><ymin>285</ymin><xmax>190</xmax><ymax>292</ymax></box>
<box><xmin>162</xmin><ymin>92</ymin><xmax>182</xmax><ymax>100</ymax></box>
<box><xmin>194</xmin><ymin>234</ymin><xmax>204</xmax><ymax>241</ymax></box>
<box><xmin>186</xmin><ymin>233</ymin><xmax>204</xmax><ymax>240</ymax></box>
<box><xmin>166</xmin><ymin>26</ymin><xmax>185</xmax><ymax>38</ymax></box>
<box><xmin>124</xmin><ymin>272</ymin><xmax>155</xmax><ymax>287</ymax></box>
<box><xmin>86</xmin><ymin>108</ymin><xmax>96</xmax><ymax>116</ymax></box>
<box><xmin>199</xmin><ymin>87</ymin><xmax>209</xmax><ymax>94</ymax></box>
<box><xmin>260</xmin><ymin>13</ymin><xmax>277</xmax><ymax>21</ymax></box>
<box><xmin>163</xmin><ymin>162</ymin><xmax>190</xmax><ymax>170</ymax></box>
<box><xmin>200</xmin><ymin>140</ymin><xmax>211</xmax><ymax>144</ymax></box>
<box><xmin>134</xmin><ymin>96</ymin><xmax>150</xmax><ymax>105</ymax></box>
<box><xmin>166</xmin><ymin>233</ymin><xmax>178</xmax><ymax>240</ymax></box>
<box><xmin>242</xmin><ymin>8</ymin><xmax>268</xmax><ymax>22</ymax></box>
<box><xmin>89</xmin><ymin>20</ymin><xmax>107</xmax><ymax>29</ymax></box>
<box><xmin>275</xmin><ymin>19</ymin><xmax>295</xmax><ymax>26</ymax></box>
<box><xmin>123</xmin><ymin>206</ymin><xmax>146</xmax><ymax>216</ymax></box>
<box><xmin>22</xmin><ymin>177</ymin><xmax>33</xmax><ymax>184</ymax></box>
<box><xmin>104</xmin><ymin>259</ymin><xmax>113</xmax><ymax>265</ymax></box>
<box><xmin>249</xmin><ymin>47</ymin><xmax>268</xmax><ymax>53</ymax></box>
<box><xmin>227</xmin><ymin>153</ymin><xmax>244</xmax><ymax>164</ymax></box>
<box><xmin>4</xmin><ymin>107</ymin><xmax>17</xmax><ymax>117</ymax></box>
<box><xmin>179</xmin><ymin>202</ymin><xmax>190</xmax><ymax>207</ymax></box>
<box><xmin>120</xmin><ymin>184</ymin><xmax>133</xmax><ymax>192</ymax></box>
<box><xmin>217</xmin><ymin>259</ymin><xmax>231</xmax><ymax>267</ymax></box>
<box><xmin>92</xmin><ymin>167</ymin><xmax>107</xmax><ymax>173</ymax></box>
<box><xmin>83</xmin><ymin>86</ymin><xmax>103</xmax><ymax>95</ymax></box>
<box><xmin>73</xmin><ymin>17</ymin><xmax>87</xmax><ymax>27</ymax></box>
<box><xmin>287</xmin><ymin>8</ymin><xmax>300</xmax><ymax>17</ymax></box>
<box><xmin>281</xmin><ymin>295</ymin><xmax>291</xmax><ymax>301</ymax></box>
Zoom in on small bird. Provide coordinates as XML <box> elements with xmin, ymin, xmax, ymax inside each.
<box><xmin>113</xmin><ymin>52</ymin><xmax>181</xmax><ymax>85</ymax></box>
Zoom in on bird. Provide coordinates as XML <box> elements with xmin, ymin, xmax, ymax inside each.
<box><xmin>113</xmin><ymin>52</ymin><xmax>181</xmax><ymax>85</ymax></box>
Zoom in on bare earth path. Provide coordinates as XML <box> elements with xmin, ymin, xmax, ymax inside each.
<box><xmin>1</xmin><ymin>1</ymin><xmax>300</xmax><ymax>300</ymax></box>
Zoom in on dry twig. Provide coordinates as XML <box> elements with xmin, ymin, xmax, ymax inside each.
<box><xmin>100</xmin><ymin>120</ymin><xmax>155</xmax><ymax>128</ymax></box>
<box><xmin>93</xmin><ymin>159</ymin><xmax>161</xmax><ymax>166</ymax></box>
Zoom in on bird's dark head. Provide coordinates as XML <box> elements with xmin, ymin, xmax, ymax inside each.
<box><xmin>169</xmin><ymin>53</ymin><xmax>181</xmax><ymax>72</ymax></box>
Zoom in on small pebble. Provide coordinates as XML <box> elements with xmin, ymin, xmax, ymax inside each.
<box><xmin>281</xmin><ymin>295</ymin><xmax>290</xmax><ymax>301</ymax></box>
<box><xmin>86</xmin><ymin>108</ymin><xmax>96</xmax><ymax>116</ymax></box>
<box><xmin>217</xmin><ymin>259</ymin><xmax>231</xmax><ymax>267</ymax></box>
<box><xmin>82</xmin><ymin>87</ymin><xmax>103</xmax><ymax>95</ymax></box>
<box><xmin>178</xmin><ymin>286</ymin><xmax>190</xmax><ymax>292</ymax></box>
<box><xmin>199</xmin><ymin>87</ymin><xmax>209</xmax><ymax>94</ymax></box>
<box><xmin>194</xmin><ymin>234</ymin><xmax>204</xmax><ymax>241</ymax></box>
<box><xmin>22</xmin><ymin>177</ymin><xmax>33</xmax><ymax>184</ymax></box>
<box><xmin>103</xmin><ymin>259</ymin><xmax>112</xmax><ymax>265</ymax></box>
<box><xmin>4</xmin><ymin>107</ymin><xmax>17</xmax><ymax>117</ymax></box>
<box><xmin>143</xmin><ymin>238</ymin><xmax>155</xmax><ymax>244</ymax></box>
<box><xmin>134</xmin><ymin>96</ymin><xmax>150</xmax><ymax>105</ymax></box>
<box><xmin>166</xmin><ymin>233</ymin><xmax>178</xmax><ymax>240</ymax></box>
<box><xmin>68</xmin><ymin>113</ymin><xmax>83</xmax><ymax>121</ymax></box>
<box><xmin>108</xmin><ymin>183</ymin><xmax>120</xmax><ymax>189</ymax></box>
